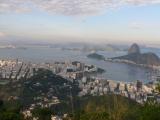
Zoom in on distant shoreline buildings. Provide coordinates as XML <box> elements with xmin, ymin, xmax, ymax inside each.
<box><xmin>0</xmin><ymin>59</ymin><xmax>160</xmax><ymax>104</ymax></box>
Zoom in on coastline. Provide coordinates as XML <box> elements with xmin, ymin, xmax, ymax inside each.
<box><xmin>105</xmin><ymin>58</ymin><xmax>160</xmax><ymax>70</ymax></box>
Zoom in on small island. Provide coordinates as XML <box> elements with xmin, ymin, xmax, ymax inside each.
<box><xmin>87</xmin><ymin>53</ymin><xmax>105</xmax><ymax>60</ymax></box>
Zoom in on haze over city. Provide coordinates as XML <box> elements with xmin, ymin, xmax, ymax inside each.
<box><xmin>0</xmin><ymin>0</ymin><xmax>160</xmax><ymax>44</ymax></box>
<box><xmin>1</xmin><ymin>1</ymin><xmax>160</xmax><ymax>120</ymax></box>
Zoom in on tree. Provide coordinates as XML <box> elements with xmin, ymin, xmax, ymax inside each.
<box><xmin>156</xmin><ymin>81</ymin><xmax>160</xmax><ymax>94</ymax></box>
<box><xmin>80</xmin><ymin>112</ymin><xmax>109</xmax><ymax>120</ymax></box>
<box><xmin>0</xmin><ymin>112</ymin><xmax>22</xmax><ymax>120</ymax></box>
<box><xmin>0</xmin><ymin>100</ymin><xmax>23</xmax><ymax>120</ymax></box>
<box><xmin>138</xmin><ymin>104</ymin><xmax>160</xmax><ymax>120</ymax></box>
<box><xmin>0</xmin><ymin>100</ymin><xmax>3</xmax><ymax>107</ymax></box>
<box><xmin>32</xmin><ymin>107</ymin><xmax>52</xmax><ymax>120</ymax></box>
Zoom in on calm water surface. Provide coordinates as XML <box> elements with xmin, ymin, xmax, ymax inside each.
<box><xmin>0</xmin><ymin>47</ymin><xmax>158</xmax><ymax>83</ymax></box>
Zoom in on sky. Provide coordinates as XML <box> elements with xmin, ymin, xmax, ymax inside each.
<box><xmin>0</xmin><ymin>0</ymin><xmax>160</xmax><ymax>44</ymax></box>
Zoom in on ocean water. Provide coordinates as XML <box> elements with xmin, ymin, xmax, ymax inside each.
<box><xmin>0</xmin><ymin>46</ymin><xmax>158</xmax><ymax>83</ymax></box>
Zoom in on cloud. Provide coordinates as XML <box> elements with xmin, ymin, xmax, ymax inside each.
<box><xmin>129</xmin><ymin>22</ymin><xmax>144</xmax><ymax>29</ymax></box>
<box><xmin>0</xmin><ymin>0</ymin><xmax>31</xmax><ymax>13</ymax></box>
<box><xmin>0</xmin><ymin>32</ymin><xmax>6</xmax><ymax>37</ymax></box>
<box><xmin>123</xmin><ymin>0</ymin><xmax>160</xmax><ymax>5</ymax></box>
<box><xmin>0</xmin><ymin>0</ymin><xmax>160</xmax><ymax>16</ymax></box>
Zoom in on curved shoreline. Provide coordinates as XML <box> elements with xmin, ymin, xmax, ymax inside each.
<box><xmin>105</xmin><ymin>58</ymin><xmax>160</xmax><ymax>70</ymax></box>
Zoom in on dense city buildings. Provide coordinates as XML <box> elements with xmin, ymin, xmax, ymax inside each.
<box><xmin>0</xmin><ymin>58</ymin><xmax>160</xmax><ymax>120</ymax></box>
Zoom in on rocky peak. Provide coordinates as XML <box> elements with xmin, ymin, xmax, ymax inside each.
<box><xmin>128</xmin><ymin>43</ymin><xmax>140</xmax><ymax>55</ymax></box>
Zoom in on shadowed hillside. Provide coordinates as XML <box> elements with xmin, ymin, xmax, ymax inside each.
<box><xmin>112</xmin><ymin>43</ymin><xmax>160</xmax><ymax>66</ymax></box>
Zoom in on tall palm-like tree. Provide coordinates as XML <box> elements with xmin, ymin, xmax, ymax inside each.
<box><xmin>156</xmin><ymin>82</ymin><xmax>160</xmax><ymax>94</ymax></box>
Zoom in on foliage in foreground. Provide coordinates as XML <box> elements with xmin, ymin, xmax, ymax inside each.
<box><xmin>0</xmin><ymin>100</ymin><xmax>23</xmax><ymax>120</ymax></box>
<box><xmin>1</xmin><ymin>95</ymin><xmax>160</xmax><ymax>120</ymax></box>
<box><xmin>71</xmin><ymin>95</ymin><xmax>160</xmax><ymax>120</ymax></box>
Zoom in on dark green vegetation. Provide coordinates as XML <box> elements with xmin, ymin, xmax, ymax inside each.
<box><xmin>139</xmin><ymin>104</ymin><xmax>160</xmax><ymax>120</ymax></box>
<box><xmin>0</xmin><ymin>100</ymin><xmax>23</xmax><ymax>120</ymax></box>
<box><xmin>87</xmin><ymin>53</ymin><xmax>105</xmax><ymax>60</ymax></box>
<box><xmin>0</xmin><ymin>69</ymin><xmax>160</xmax><ymax>120</ymax></box>
<box><xmin>21</xmin><ymin>69</ymin><xmax>80</xmax><ymax>115</ymax></box>
<box><xmin>73</xmin><ymin>95</ymin><xmax>139</xmax><ymax>120</ymax></box>
<box><xmin>97</xmin><ymin>68</ymin><xmax>105</xmax><ymax>74</ymax></box>
<box><xmin>32</xmin><ymin>107</ymin><xmax>52</xmax><ymax>120</ymax></box>
<box><xmin>0</xmin><ymin>69</ymin><xmax>80</xmax><ymax>114</ymax></box>
<box><xmin>1</xmin><ymin>95</ymin><xmax>160</xmax><ymax>120</ymax></box>
<box><xmin>71</xmin><ymin>95</ymin><xmax>160</xmax><ymax>120</ymax></box>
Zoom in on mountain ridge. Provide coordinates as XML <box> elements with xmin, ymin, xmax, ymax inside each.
<box><xmin>112</xmin><ymin>43</ymin><xmax>160</xmax><ymax>66</ymax></box>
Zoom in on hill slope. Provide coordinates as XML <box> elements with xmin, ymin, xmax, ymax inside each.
<box><xmin>87</xmin><ymin>53</ymin><xmax>105</xmax><ymax>60</ymax></box>
<box><xmin>112</xmin><ymin>43</ymin><xmax>160</xmax><ymax>66</ymax></box>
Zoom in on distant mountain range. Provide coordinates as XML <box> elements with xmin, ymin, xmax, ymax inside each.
<box><xmin>112</xmin><ymin>43</ymin><xmax>160</xmax><ymax>66</ymax></box>
<box><xmin>82</xmin><ymin>44</ymin><xmax>121</xmax><ymax>52</ymax></box>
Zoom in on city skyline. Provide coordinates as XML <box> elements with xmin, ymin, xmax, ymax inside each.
<box><xmin>0</xmin><ymin>0</ymin><xmax>160</xmax><ymax>44</ymax></box>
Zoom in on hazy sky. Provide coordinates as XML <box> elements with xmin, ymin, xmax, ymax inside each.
<box><xmin>0</xmin><ymin>0</ymin><xmax>160</xmax><ymax>44</ymax></box>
